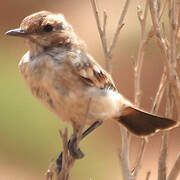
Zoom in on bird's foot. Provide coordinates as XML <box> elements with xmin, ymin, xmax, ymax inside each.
<box><xmin>56</xmin><ymin>136</ymin><xmax>84</xmax><ymax>173</ymax></box>
<box><xmin>68</xmin><ymin>135</ymin><xmax>84</xmax><ymax>159</ymax></box>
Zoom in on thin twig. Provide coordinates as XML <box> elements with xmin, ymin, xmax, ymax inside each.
<box><xmin>132</xmin><ymin>2</ymin><xmax>150</xmax><ymax>179</ymax></box>
<box><xmin>108</xmin><ymin>0</ymin><xmax>131</xmax><ymax>58</ymax></box>
<box><xmin>90</xmin><ymin>0</ymin><xmax>131</xmax><ymax>74</ymax></box>
<box><xmin>157</xmin><ymin>80</ymin><xmax>174</xmax><ymax>180</ymax></box>
<box><xmin>134</xmin><ymin>0</ymin><xmax>149</xmax><ymax>106</ymax></box>
<box><xmin>159</xmin><ymin>0</ymin><xmax>168</xmax><ymax>20</ymax></box>
<box><xmin>145</xmin><ymin>171</ymin><xmax>151</xmax><ymax>180</ymax></box>
<box><xmin>158</xmin><ymin>132</ymin><xmax>168</xmax><ymax>180</ymax></box>
<box><xmin>90</xmin><ymin>0</ymin><xmax>108</xmax><ymax>62</ymax></box>
<box><xmin>56</xmin><ymin>128</ymin><xmax>73</xmax><ymax>180</ymax></box>
<box><xmin>118</xmin><ymin>127</ymin><xmax>131</xmax><ymax>180</ymax></box>
<box><xmin>149</xmin><ymin>0</ymin><xmax>180</xmax><ymax>106</ymax></box>
<box><xmin>167</xmin><ymin>153</ymin><xmax>180</xmax><ymax>180</ymax></box>
<box><xmin>152</xmin><ymin>70</ymin><xmax>168</xmax><ymax>113</ymax></box>
<box><xmin>45</xmin><ymin>158</ymin><xmax>55</xmax><ymax>180</ymax></box>
<box><xmin>131</xmin><ymin>138</ymin><xmax>146</xmax><ymax>179</ymax></box>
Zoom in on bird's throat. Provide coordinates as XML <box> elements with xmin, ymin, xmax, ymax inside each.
<box><xmin>27</xmin><ymin>40</ymin><xmax>45</xmax><ymax>57</ymax></box>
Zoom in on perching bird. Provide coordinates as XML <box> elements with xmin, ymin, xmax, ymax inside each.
<box><xmin>6</xmin><ymin>11</ymin><xmax>178</xmax><ymax>159</ymax></box>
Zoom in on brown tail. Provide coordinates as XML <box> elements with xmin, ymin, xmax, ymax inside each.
<box><xmin>116</xmin><ymin>106</ymin><xmax>178</xmax><ymax>136</ymax></box>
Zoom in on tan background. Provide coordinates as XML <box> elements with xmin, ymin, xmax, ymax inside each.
<box><xmin>0</xmin><ymin>0</ymin><xmax>179</xmax><ymax>179</ymax></box>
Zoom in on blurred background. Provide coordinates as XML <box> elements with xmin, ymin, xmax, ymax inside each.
<box><xmin>1</xmin><ymin>0</ymin><xmax>179</xmax><ymax>179</ymax></box>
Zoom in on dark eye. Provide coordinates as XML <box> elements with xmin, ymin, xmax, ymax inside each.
<box><xmin>43</xmin><ymin>24</ymin><xmax>53</xmax><ymax>32</ymax></box>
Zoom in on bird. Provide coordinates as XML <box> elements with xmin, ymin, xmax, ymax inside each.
<box><xmin>6</xmin><ymin>11</ymin><xmax>178</xmax><ymax>160</ymax></box>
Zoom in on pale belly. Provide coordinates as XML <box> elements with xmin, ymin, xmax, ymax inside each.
<box><xmin>30</xmin><ymin>83</ymin><xmax>122</xmax><ymax>126</ymax></box>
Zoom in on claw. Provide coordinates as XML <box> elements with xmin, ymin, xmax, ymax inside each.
<box><xmin>68</xmin><ymin>136</ymin><xmax>84</xmax><ymax>159</ymax></box>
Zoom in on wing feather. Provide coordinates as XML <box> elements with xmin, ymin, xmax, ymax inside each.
<box><xmin>66</xmin><ymin>51</ymin><xmax>117</xmax><ymax>91</ymax></box>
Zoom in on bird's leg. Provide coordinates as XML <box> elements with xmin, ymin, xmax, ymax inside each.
<box><xmin>56</xmin><ymin>152</ymin><xmax>63</xmax><ymax>173</ymax></box>
<box><xmin>56</xmin><ymin>121</ymin><xmax>103</xmax><ymax>172</ymax></box>
<box><xmin>68</xmin><ymin>121</ymin><xmax>103</xmax><ymax>158</ymax></box>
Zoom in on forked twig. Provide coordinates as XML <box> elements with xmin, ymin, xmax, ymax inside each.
<box><xmin>90</xmin><ymin>0</ymin><xmax>130</xmax><ymax>74</ymax></box>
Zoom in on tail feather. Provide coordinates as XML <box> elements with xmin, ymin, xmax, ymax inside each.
<box><xmin>116</xmin><ymin>106</ymin><xmax>178</xmax><ymax>136</ymax></box>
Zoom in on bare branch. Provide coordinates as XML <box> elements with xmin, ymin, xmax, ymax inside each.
<box><xmin>159</xmin><ymin>0</ymin><xmax>168</xmax><ymax>20</ymax></box>
<box><xmin>90</xmin><ymin>0</ymin><xmax>131</xmax><ymax>74</ymax></box>
<box><xmin>118</xmin><ymin>127</ymin><xmax>131</xmax><ymax>180</ymax></box>
<box><xmin>132</xmin><ymin>2</ymin><xmax>150</xmax><ymax>179</ymax></box>
<box><xmin>152</xmin><ymin>70</ymin><xmax>168</xmax><ymax>113</ymax></box>
<box><xmin>45</xmin><ymin>97</ymin><xmax>92</xmax><ymax>180</ymax></box>
<box><xmin>108</xmin><ymin>0</ymin><xmax>131</xmax><ymax>58</ymax></box>
<box><xmin>56</xmin><ymin>129</ymin><xmax>74</xmax><ymax>180</ymax></box>
<box><xmin>158</xmin><ymin>132</ymin><xmax>168</xmax><ymax>180</ymax></box>
<box><xmin>145</xmin><ymin>171</ymin><xmax>151</xmax><ymax>180</ymax></box>
<box><xmin>131</xmin><ymin>138</ymin><xmax>146</xmax><ymax>179</ymax></box>
<box><xmin>149</xmin><ymin>0</ymin><xmax>180</xmax><ymax>108</ymax></box>
<box><xmin>167</xmin><ymin>153</ymin><xmax>180</xmax><ymax>180</ymax></box>
<box><xmin>103</xmin><ymin>10</ymin><xmax>107</xmax><ymax>39</ymax></box>
<box><xmin>45</xmin><ymin>158</ymin><xmax>55</xmax><ymax>180</ymax></box>
<box><xmin>135</xmin><ymin>0</ymin><xmax>150</xmax><ymax>106</ymax></box>
<box><xmin>90</xmin><ymin>0</ymin><xmax>108</xmax><ymax>57</ymax></box>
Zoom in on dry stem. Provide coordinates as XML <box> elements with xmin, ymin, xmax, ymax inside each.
<box><xmin>158</xmin><ymin>132</ymin><xmax>168</xmax><ymax>180</ymax></box>
<box><xmin>132</xmin><ymin>2</ymin><xmax>150</xmax><ymax>178</ymax></box>
<box><xmin>145</xmin><ymin>171</ymin><xmax>151</xmax><ymax>180</ymax></box>
<box><xmin>167</xmin><ymin>153</ymin><xmax>180</xmax><ymax>180</ymax></box>
<box><xmin>90</xmin><ymin>0</ymin><xmax>130</xmax><ymax>74</ymax></box>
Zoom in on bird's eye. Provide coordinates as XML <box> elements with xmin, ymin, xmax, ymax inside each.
<box><xmin>43</xmin><ymin>24</ymin><xmax>53</xmax><ymax>32</ymax></box>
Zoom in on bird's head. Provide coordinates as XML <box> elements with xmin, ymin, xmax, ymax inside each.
<box><xmin>6</xmin><ymin>11</ymin><xmax>77</xmax><ymax>48</ymax></box>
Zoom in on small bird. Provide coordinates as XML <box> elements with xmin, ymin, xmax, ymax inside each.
<box><xmin>6</xmin><ymin>11</ymin><xmax>178</xmax><ymax>158</ymax></box>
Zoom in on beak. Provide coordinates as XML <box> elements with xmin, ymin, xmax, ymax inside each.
<box><xmin>5</xmin><ymin>28</ymin><xmax>29</xmax><ymax>37</ymax></box>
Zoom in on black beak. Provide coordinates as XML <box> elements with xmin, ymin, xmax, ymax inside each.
<box><xmin>5</xmin><ymin>28</ymin><xmax>29</xmax><ymax>37</ymax></box>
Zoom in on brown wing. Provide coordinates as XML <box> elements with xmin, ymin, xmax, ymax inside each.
<box><xmin>67</xmin><ymin>51</ymin><xmax>117</xmax><ymax>91</ymax></box>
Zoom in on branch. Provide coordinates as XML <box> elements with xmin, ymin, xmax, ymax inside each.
<box><xmin>56</xmin><ymin>129</ymin><xmax>74</xmax><ymax>180</ymax></box>
<box><xmin>108</xmin><ymin>0</ymin><xmax>131</xmax><ymax>58</ymax></box>
<box><xmin>131</xmin><ymin>138</ymin><xmax>146</xmax><ymax>179</ymax></box>
<box><xmin>45</xmin><ymin>99</ymin><xmax>92</xmax><ymax>180</ymax></box>
<box><xmin>149</xmin><ymin>0</ymin><xmax>180</xmax><ymax>110</ymax></box>
<box><xmin>90</xmin><ymin>0</ymin><xmax>131</xmax><ymax>74</ymax></box>
<box><xmin>134</xmin><ymin>0</ymin><xmax>149</xmax><ymax>106</ymax></box>
<box><xmin>167</xmin><ymin>153</ymin><xmax>180</xmax><ymax>180</ymax></box>
<box><xmin>118</xmin><ymin>128</ymin><xmax>131</xmax><ymax>180</ymax></box>
<box><xmin>145</xmin><ymin>171</ymin><xmax>151</xmax><ymax>180</ymax></box>
<box><xmin>157</xmin><ymin>80</ymin><xmax>174</xmax><ymax>180</ymax></box>
<box><xmin>90</xmin><ymin>0</ymin><xmax>108</xmax><ymax>58</ymax></box>
<box><xmin>152</xmin><ymin>70</ymin><xmax>168</xmax><ymax>113</ymax></box>
<box><xmin>132</xmin><ymin>2</ymin><xmax>150</xmax><ymax>179</ymax></box>
<box><xmin>158</xmin><ymin>132</ymin><xmax>168</xmax><ymax>180</ymax></box>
